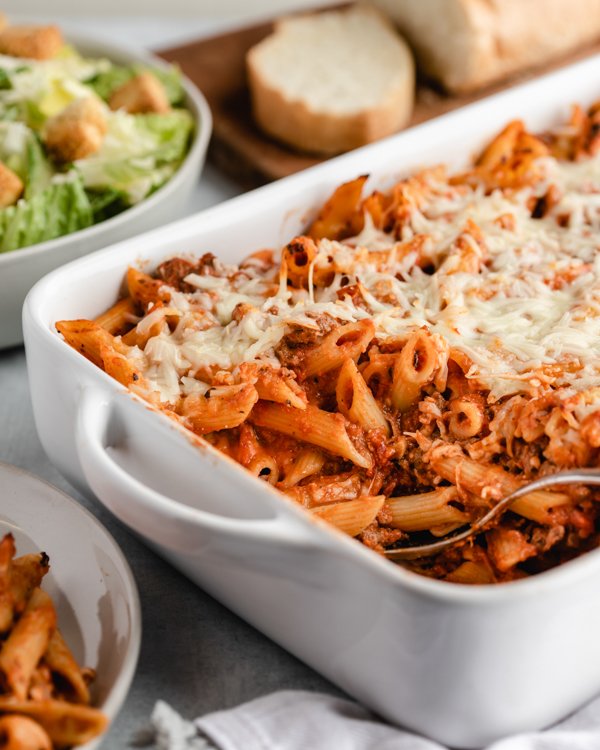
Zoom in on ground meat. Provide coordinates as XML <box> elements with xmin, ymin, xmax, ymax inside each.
<box><xmin>155</xmin><ymin>257</ymin><xmax>197</xmax><ymax>292</ymax></box>
<box><xmin>394</xmin><ymin>440</ymin><xmax>438</xmax><ymax>488</ymax></box>
<box><xmin>359</xmin><ymin>522</ymin><xmax>404</xmax><ymax>552</ymax></box>
<box><xmin>275</xmin><ymin>316</ymin><xmax>338</xmax><ymax>369</ymax></box>
<box><xmin>529</xmin><ymin>524</ymin><xmax>565</xmax><ymax>553</ymax></box>
<box><xmin>509</xmin><ymin>440</ymin><xmax>545</xmax><ymax>477</ymax></box>
<box><xmin>366</xmin><ymin>428</ymin><xmax>395</xmax><ymax>468</ymax></box>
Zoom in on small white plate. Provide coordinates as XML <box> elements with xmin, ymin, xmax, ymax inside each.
<box><xmin>0</xmin><ymin>461</ymin><xmax>141</xmax><ymax>749</ymax></box>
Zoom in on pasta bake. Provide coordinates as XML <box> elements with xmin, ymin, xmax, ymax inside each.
<box><xmin>0</xmin><ymin>533</ymin><xmax>107</xmax><ymax>747</ymax></box>
<box><xmin>58</xmin><ymin>101</ymin><xmax>600</xmax><ymax>584</ymax></box>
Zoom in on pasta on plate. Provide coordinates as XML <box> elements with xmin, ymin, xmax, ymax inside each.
<box><xmin>0</xmin><ymin>533</ymin><xmax>107</xmax><ymax>748</ymax></box>
<box><xmin>58</xmin><ymin>101</ymin><xmax>600</xmax><ymax>584</ymax></box>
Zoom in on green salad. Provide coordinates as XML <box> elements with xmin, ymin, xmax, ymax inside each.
<box><xmin>0</xmin><ymin>28</ymin><xmax>194</xmax><ymax>254</ymax></box>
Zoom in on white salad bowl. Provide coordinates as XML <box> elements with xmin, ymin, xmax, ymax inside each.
<box><xmin>23</xmin><ymin>55</ymin><xmax>600</xmax><ymax>748</ymax></box>
<box><xmin>0</xmin><ymin>33</ymin><xmax>212</xmax><ymax>350</ymax></box>
<box><xmin>0</xmin><ymin>461</ymin><xmax>141</xmax><ymax>750</ymax></box>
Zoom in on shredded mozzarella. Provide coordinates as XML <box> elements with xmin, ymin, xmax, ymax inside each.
<box><xmin>129</xmin><ymin>153</ymin><xmax>600</xmax><ymax>409</ymax></box>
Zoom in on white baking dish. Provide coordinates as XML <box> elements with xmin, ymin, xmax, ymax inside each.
<box><xmin>23</xmin><ymin>55</ymin><xmax>600</xmax><ymax>748</ymax></box>
<box><xmin>0</xmin><ymin>33</ymin><xmax>212</xmax><ymax>349</ymax></box>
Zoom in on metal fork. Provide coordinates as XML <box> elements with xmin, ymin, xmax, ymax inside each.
<box><xmin>383</xmin><ymin>468</ymin><xmax>600</xmax><ymax>561</ymax></box>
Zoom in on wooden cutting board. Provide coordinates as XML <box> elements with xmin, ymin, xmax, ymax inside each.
<box><xmin>158</xmin><ymin>15</ymin><xmax>600</xmax><ymax>189</ymax></box>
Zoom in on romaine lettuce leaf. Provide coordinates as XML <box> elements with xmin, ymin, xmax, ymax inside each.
<box><xmin>0</xmin><ymin>122</ymin><xmax>54</xmax><ymax>198</ymax></box>
<box><xmin>0</xmin><ymin>121</ymin><xmax>30</xmax><ymax>177</ymax></box>
<box><xmin>135</xmin><ymin>110</ymin><xmax>194</xmax><ymax>162</ymax></box>
<box><xmin>86</xmin><ymin>63</ymin><xmax>185</xmax><ymax>106</ymax></box>
<box><xmin>86</xmin><ymin>186</ymin><xmax>128</xmax><ymax>223</ymax></box>
<box><xmin>0</xmin><ymin>176</ymin><xmax>92</xmax><ymax>253</ymax></box>
<box><xmin>76</xmin><ymin>109</ymin><xmax>194</xmax><ymax>204</ymax></box>
<box><xmin>0</xmin><ymin>69</ymin><xmax>12</xmax><ymax>90</ymax></box>
<box><xmin>23</xmin><ymin>133</ymin><xmax>52</xmax><ymax>199</ymax></box>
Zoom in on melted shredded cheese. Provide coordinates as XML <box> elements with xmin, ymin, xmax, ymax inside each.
<box><xmin>127</xmin><ymin>153</ymin><xmax>600</xmax><ymax>410</ymax></box>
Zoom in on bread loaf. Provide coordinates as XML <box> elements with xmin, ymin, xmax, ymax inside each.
<box><xmin>246</xmin><ymin>4</ymin><xmax>415</xmax><ymax>156</ymax></box>
<box><xmin>373</xmin><ymin>0</ymin><xmax>600</xmax><ymax>93</ymax></box>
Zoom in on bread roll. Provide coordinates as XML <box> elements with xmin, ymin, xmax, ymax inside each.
<box><xmin>373</xmin><ymin>0</ymin><xmax>600</xmax><ymax>93</ymax></box>
<box><xmin>247</xmin><ymin>4</ymin><xmax>415</xmax><ymax>156</ymax></box>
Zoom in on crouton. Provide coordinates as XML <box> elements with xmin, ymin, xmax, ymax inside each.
<box><xmin>109</xmin><ymin>72</ymin><xmax>170</xmax><ymax>114</ymax></box>
<box><xmin>0</xmin><ymin>25</ymin><xmax>63</xmax><ymax>60</ymax></box>
<box><xmin>0</xmin><ymin>162</ymin><xmax>23</xmax><ymax>208</ymax></box>
<box><xmin>44</xmin><ymin>98</ymin><xmax>107</xmax><ymax>163</ymax></box>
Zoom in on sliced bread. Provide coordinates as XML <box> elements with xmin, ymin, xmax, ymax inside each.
<box><xmin>246</xmin><ymin>4</ymin><xmax>415</xmax><ymax>156</ymax></box>
<box><xmin>372</xmin><ymin>0</ymin><xmax>600</xmax><ymax>94</ymax></box>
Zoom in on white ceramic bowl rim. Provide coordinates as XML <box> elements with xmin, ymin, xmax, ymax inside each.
<box><xmin>0</xmin><ymin>32</ymin><xmax>211</xmax><ymax>266</ymax></box>
<box><xmin>0</xmin><ymin>459</ymin><xmax>142</xmax><ymax>723</ymax></box>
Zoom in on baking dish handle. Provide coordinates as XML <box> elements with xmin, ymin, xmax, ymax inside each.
<box><xmin>75</xmin><ymin>387</ymin><xmax>325</xmax><ymax>555</ymax></box>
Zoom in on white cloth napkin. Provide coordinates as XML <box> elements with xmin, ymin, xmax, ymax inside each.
<box><xmin>151</xmin><ymin>690</ymin><xmax>600</xmax><ymax>750</ymax></box>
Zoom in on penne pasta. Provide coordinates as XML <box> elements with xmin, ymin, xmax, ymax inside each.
<box><xmin>311</xmin><ymin>496</ymin><xmax>385</xmax><ymax>537</ymax></box>
<box><xmin>0</xmin><ymin>714</ymin><xmax>52</xmax><ymax>750</ymax></box>
<box><xmin>301</xmin><ymin>320</ymin><xmax>375</xmax><ymax>378</ymax></box>
<box><xmin>94</xmin><ymin>297</ymin><xmax>138</xmax><ymax>335</ymax></box>
<box><xmin>391</xmin><ymin>330</ymin><xmax>438</xmax><ymax>412</ymax></box>
<box><xmin>0</xmin><ymin>588</ymin><xmax>57</xmax><ymax>701</ymax></box>
<box><xmin>0</xmin><ymin>698</ymin><xmax>108</xmax><ymax>747</ymax></box>
<box><xmin>429</xmin><ymin>450</ymin><xmax>570</xmax><ymax>524</ymax></box>
<box><xmin>246</xmin><ymin>453</ymin><xmax>280</xmax><ymax>485</ymax></box>
<box><xmin>180</xmin><ymin>383</ymin><xmax>259</xmax><ymax>435</ymax></box>
<box><xmin>386</xmin><ymin>487</ymin><xmax>469</xmax><ymax>532</ymax></box>
<box><xmin>58</xmin><ymin>103</ymin><xmax>600</xmax><ymax>582</ymax></box>
<box><xmin>55</xmin><ymin>320</ymin><xmax>149</xmax><ymax>394</ymax></box>
<box><xmin>10</xmin><ymin>553</ymin><xmax>50</xmax><ymax>617</ymax></box>
<box><xmin>336</xmin><ymin>358</ymin><xmax>389</xmax><ymax>434</ymax></box>
<box><xmin>126</xmin><ymin>267</ymin><xmax>169</xmax><ymax>309</ymax></box>
<box><xmin>253</xmin><ymin>366</ymin><xmax>307</xmax><ymax>410</ymax></box>
<box><xmin>0</xmin><ymin>535</ymin><xmax>107</xmax><ymax>747</ymax></box>
<box><xmin>44</xmin><ymin>630</ymin><xmax>90</xmax><ymax>705</ymax></box>
<box><xmin>251</xmin><ymin>401</ymin><xmax>372</xmax><ymax>469</ymax></box>
<box><xmin>445</xmin><ymin>560</ymin><xmax>496</xmax><ymax>585</ymax></box>
<box><xmin>0</xmin><ymin>534</ymin><xmax>15</xmax><ymax>634</ymax></box>
<box><xmin>279</xmin><ymin>448</ymin><xmax>325</xmax><ymax>489</ymax></box>
<box><xmin>307</xmin><ymin>175</ymin><xmax>368</xmax><ymax>240</ymax></box>
<box><xmin>282</xmin><ymin>236</ymin><xmax>318</xmax><ymax>289</ymax></box>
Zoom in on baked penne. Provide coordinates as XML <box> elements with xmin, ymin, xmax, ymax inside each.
<box><xmin>279</xmin><ymin>449</ymin><xmax>325</xmax><ymax>489</ymax></box>
<box><xmin>10</xmin><ymin>553</ymin><xmax>50</xmax><ymax>616</ymax></box>
<box><xmin>0</xmin><ymin>534</ymin><xmax>107</xmax><ymax>747</ymax></box>
<box><xmin>44</xmin><ymin>630</ymin><xmax>90</xmax><ymax>705</ymax></box>
<box><xmin>0</xmin><ymin>698</ymin><xmax>108</xmax><ymax>747</ymax></box>
<box><xmin>57</xmin><ymin>103</ymin><xmax>600</xmax><ymax>583</ymax></box>
<box><xmin>307</xmin><ymin>175</ymin><xmax>368</xmax><ymax>240</ymax></box>
<box><xmin>300</xmin><ymin>320</ymin><xmax>375</xmax><ymax>378</ymax></box>
<box><xmin>391</xmin><ymin>331</ymin><xmax>439</xmax><ymax>412</ymax></box>
<box><xmin>181</xmin><ymin>383</ymin><xmax>259</xmax><ymax>434</ymax></box>
<box><xmin>0</xmin><ymin>588</ymin><xmax>57</xmax><ymax>701</ymax></box>
<box><xmin>0</xmin><ymin>534</ymin><xmax>15</xmax><ymax>634</ymax></box>
<box><xmin>251</xmin><ymin>402</ymin><xmax>372</xmax><ymax>469</ymax></box>
<box><xmin>386</xmin><ymin>487</ymin><xmax>469</xmax><ymax>533</ymax></box>
<box><xmin>336</xmin><ymin>358</ymin><xmax>389</xmax><ymax>434</ymax></box>
<box><xmin>0</xmin><ymin>714</ymin><xmax>52</xmax><ymax>750</ymax></box>
<box><xmin>311</xmin><ymin>496</ymin><xmax>385</xmax><ymax>537</ymax></box>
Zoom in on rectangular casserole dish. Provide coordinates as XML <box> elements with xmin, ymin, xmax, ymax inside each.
<box><xmin>23</xmin><ymin>55</ymin><xmax>600</xmax><ymax>748</ymax></box>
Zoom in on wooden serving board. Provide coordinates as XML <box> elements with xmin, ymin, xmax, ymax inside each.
<box><xmin>158</xmin><ymin>16</ymin><xmax>600</xmax><ymax>189</ymax></box>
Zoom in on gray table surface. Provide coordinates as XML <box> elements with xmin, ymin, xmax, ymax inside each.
<box><xmin>0</xmin><ymin>17</ymin><xmax>340</xmax><ymax>746</ymax></box>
